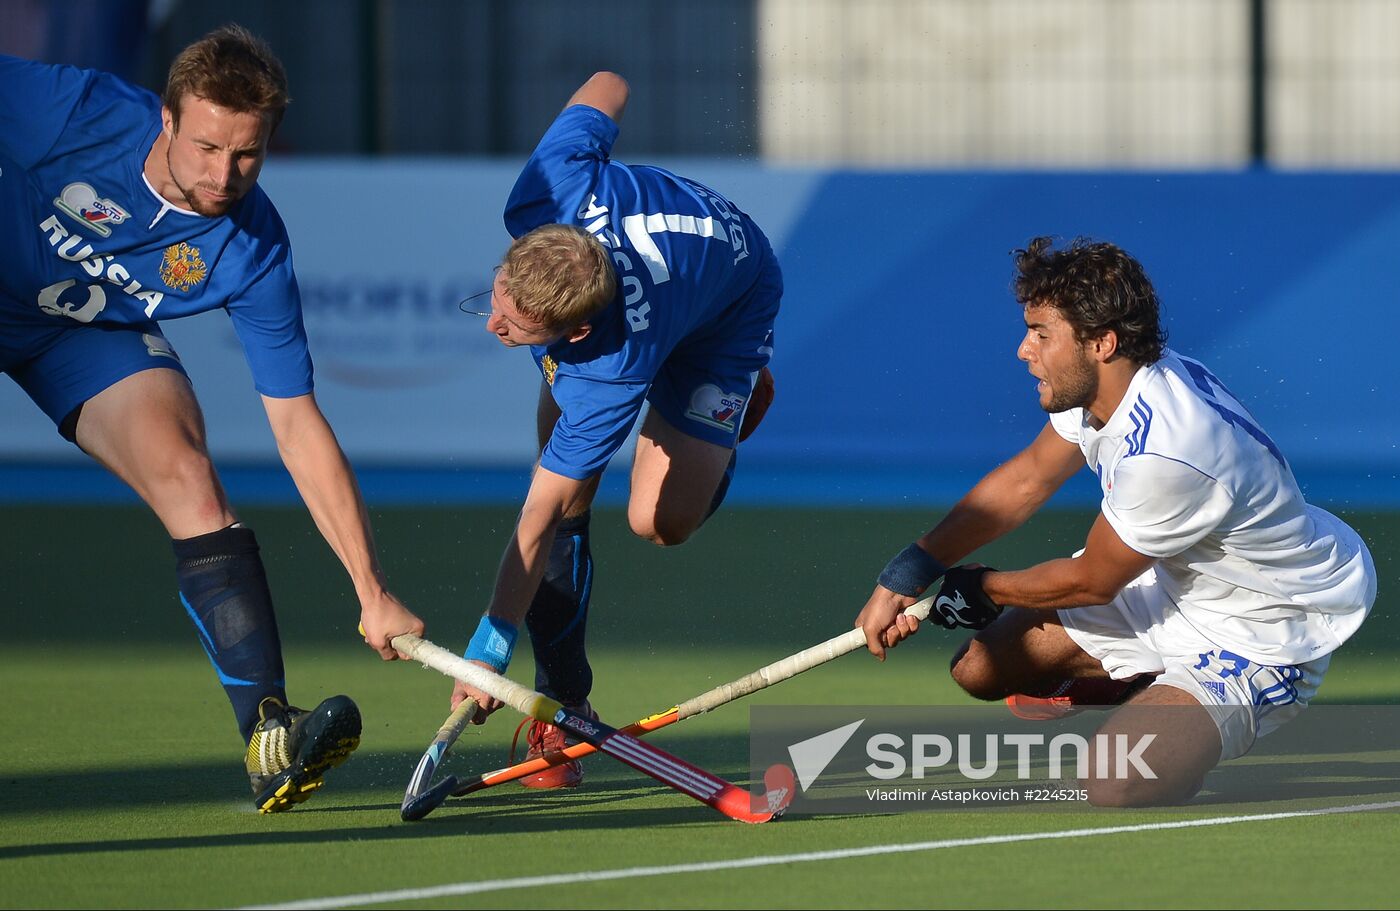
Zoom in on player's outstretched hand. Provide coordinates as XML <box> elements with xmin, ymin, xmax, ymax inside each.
<box><xmin>360</xmin><ymin>592</ymin><xmax>425</xmax><ymax>660</ymax></box>
<box><xmin>452</xmin><ymin>673</ymin><xmax>502</xmax><ymax>724</ymax></box>
<box><xmin>856</xmin><ymin>584</ymin><xmax>922</xmax><ymax>661</ymax></box>
<box><xmin>930</xmin><ymin>566</ymin><xmax>1003</xmax><ymax>630</ymax></box>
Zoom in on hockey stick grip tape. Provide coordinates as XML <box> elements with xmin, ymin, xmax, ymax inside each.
<box><xmin>437</xmin><ymin>697</ymin><xmax>479</xmax><ymax>740</ymax></box>
<box><xmin>404</xmin><ymin>696</ymin><xmax>478</xmax><ymax>805</ymax></box>
<box><xmin>393</xmin><ymin>634</ymin><xmax>562</xmax><ymax>723</ymax></box>
<box><xmin>674</xmin><ymin>592</ymin><xmax>936</xmax><ymax>719</ymax></box>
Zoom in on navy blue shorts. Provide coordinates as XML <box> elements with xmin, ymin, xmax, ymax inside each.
<box><xmin>3</xmin><ymin>317</ymin><xmax>189</xmax><ymax>429</ymax></box>
<box><xmin>646</xmin><ymin>244</ymin><xmax>782</xmax><ymax>448</ymax></box>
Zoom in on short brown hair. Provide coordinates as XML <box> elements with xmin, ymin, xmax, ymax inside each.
<box><xmin>503</xmin><ymin>225</ymin><xmax>617</xmax><ymax>329</ymax></box>
<box><xmin>1013</xmin><ymin>236</ymin><xmax>1167</xmax><ymax>365</ymax></box>
<box><xmin>163</xmin><ymin>24</ymin><xmax>290</xmax><ymax>131</ymax></box>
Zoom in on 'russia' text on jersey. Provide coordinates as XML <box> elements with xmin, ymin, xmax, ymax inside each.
<box><xmin>0</xmin><ymin>54</ymin><xmax>312</xmax><ymax>398</ymax></box>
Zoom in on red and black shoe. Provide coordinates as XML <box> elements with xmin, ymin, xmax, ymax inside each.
<box><xmin>1005</xmin><ymin>675</ymin><xmax>1154</xmax><ymax>720</ymax></box>
<box><xmin>511</xmin><ymin>703</ymin><xmax>598</xmax><ymax>790</ymax></box>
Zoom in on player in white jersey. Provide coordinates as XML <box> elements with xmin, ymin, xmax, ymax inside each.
<box><xmin>855</xmin><ymin>236</ymin><xmax>1376</xmax><ymax>805</ymax></box>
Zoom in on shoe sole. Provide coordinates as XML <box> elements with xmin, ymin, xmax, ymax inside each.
<box><xmin>1005</xmin><ymin>695</ymin><xmax>1078</xmax><ymax>721</ymax></box>
<box><xmin>518</xmin><ymin>765</ymin><xmax>584</xmax><ymax>790</ymax></box>
<box><xmin>1005</xmin><ymin>676</ymin><xmax>1158</xmax><ymax>721</ymax></box>
<box><xmin>256</xmin><ymin>696</ymin><xmax>362</xmax><ymax>814</ymax></box>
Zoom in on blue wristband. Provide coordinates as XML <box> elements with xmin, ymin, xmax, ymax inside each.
<box><xmin>877</xmin><ymin>543</ymin><xmax>948</xmax><ymax>597</ymax></box>
<box><xmin>464</xmin><ymin>615</ymin><xmax>518</xmax><ymax>673</ymax></box>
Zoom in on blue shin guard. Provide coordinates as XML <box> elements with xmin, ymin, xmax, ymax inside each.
<box><xmin>174</xmin><ymin>524</ymin><xmax>287</xmax><ymax>742</ymax></box>
<box><xmin>526</xmin><ymin>512</ymin><xmax>594</xmax><ymax>706</ymax></box>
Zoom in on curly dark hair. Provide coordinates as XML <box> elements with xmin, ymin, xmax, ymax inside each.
<box><xmin>1013</xmin><ymin>236</ymin><xmax>1167</xmax><ymax>365</ymax></box>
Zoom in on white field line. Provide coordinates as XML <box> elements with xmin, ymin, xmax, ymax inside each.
<box><xmin>240</xmin><ymin>800</ymin><xmax>1400</xmax><ymax>910</ymax></box>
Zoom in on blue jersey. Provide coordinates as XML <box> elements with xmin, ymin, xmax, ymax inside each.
<box><xmin>0</xmin><ymin>54</ymin><xmax>312</xmax><ymax>397</ymax></box>
<box><xmin>505</xmin><ymin>104</ymin><xmax>772</xmax><ymax>479</ymax></box>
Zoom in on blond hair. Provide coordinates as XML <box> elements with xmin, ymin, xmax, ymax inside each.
<box><xmin>164</xmin><ymin>24</ymin><xmax>289</xmax><ymax>131</ymax></box>
<box><xmin>503</xmin><ymin>225</ymin><xmax>617</xmax><ymax>328</ymax></box>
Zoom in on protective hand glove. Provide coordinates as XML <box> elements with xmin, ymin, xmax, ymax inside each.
<box><xmin>931</xmin><ymin>566</ymin><xmax>1003</xmax><ymax>630</ymax></box>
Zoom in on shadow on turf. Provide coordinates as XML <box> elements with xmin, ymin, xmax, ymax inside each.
<box><xmin>6</xmin><ymin>759</ymin><xmax>1399</xmax><ymax>864</ymax></box>
<box><xmin>0</xmin><ymin>745</ymin><xmax>773</xmax><ymax>862</ymax></box>
<box><xmin>1191</xmin><ymin>757</ymin><xmax>1400</xmax><ymax>807</ymax></box>
<box><xmin>0</xmin><ymin>747</ymin><xmax>755</xmax><ymax>809</ymax></box>
<box><xmin>0</xmin><ymin>801</ymin><xmax>743</xmax><ymax>861</ymax></box>
<box><xmin>324</xmin><ymin>777</ymin><xmax>683</xmax><ymax>814</ymax></box>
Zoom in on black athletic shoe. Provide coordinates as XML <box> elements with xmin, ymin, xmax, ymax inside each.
<box><xmin>246</xmin><ymin>695</ymin><xmax>361</xmax><ymax>813</ymax></box>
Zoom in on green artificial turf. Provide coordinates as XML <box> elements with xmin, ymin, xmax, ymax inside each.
<box><xmin>2</xmin><ymin>504</ymin><xmax>1396</xmax><ymax>909</ymax></box>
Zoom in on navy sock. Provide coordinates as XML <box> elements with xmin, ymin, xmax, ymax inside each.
<box><xmin>704</xmin><ymin>449</ymin><xmax>738</xmax><ymax>523</ymax></box>
<box><xmin>526</xmin><ymin>511</ymin><xmax>594</xmax><ymax>706</ymax></box>
<box><xmin>173</xmin><ymin>524</ymin><xmax>287</xmax><ymax>742</ymax></box>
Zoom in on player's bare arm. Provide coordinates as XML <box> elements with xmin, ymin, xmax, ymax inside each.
<box><xmin>261</xmin><ymin>392</ymin><xmax>424</xmax><ymax>659</ymax></box>
<box><xmin>918</xmin><ymin>423</ymin><xmax>1084</xmax><ymax>563</ymax></box>
<box><xmin>858</xmin><ymin>424</ymin><xmax>1082</xmax><ymax>658</ymax></box>
<box><xmin>451</xmin><ymin>465</ymin><xmax>597</xmax><ymax>717</ymax></box>
<box><xmin>981</xmin><ymin>512</ymin><xmax>1157</xmax><ymax>610</ymax></box>
<box><xmin>566</xmin><ymin>71</ymin><xmax>629</xmax><ymax>122</ymax></box>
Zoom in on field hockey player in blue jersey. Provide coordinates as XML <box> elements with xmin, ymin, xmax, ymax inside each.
<box><xmin>0</xmin><ymin>25</ymin><xmax>425</xmax><ymax>812</ymax></box>
<box><xmin>449</xmin><ymin>72</ymin><xmax>782</xmax><ymax>789</ymax></box>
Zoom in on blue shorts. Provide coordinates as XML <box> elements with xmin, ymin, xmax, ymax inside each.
<box><xmin>2</xmin><ymin>317</ymin><xmax>188</xmax><ymax>431</ymax></box>
<box><xmin>646</xmin><ymin>242</ymin><xmax>782</xmax><ymax>448</ymax></box>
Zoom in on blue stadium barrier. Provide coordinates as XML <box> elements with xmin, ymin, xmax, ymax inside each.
<box><xmin>4</xmin><ymin>166</ymin><xmax>1396</xmax><ymax>507</ymax></box>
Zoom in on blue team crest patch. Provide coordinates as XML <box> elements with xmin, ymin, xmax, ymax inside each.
<box><xmin>54</xmin><ymin>182</ymin><xmax>130</xmax><ymax>237</ymax></box>
<box><xmin>686</xmin><ymin>384</ymin><xmax>747</xmax><ymax>433</ymax></box>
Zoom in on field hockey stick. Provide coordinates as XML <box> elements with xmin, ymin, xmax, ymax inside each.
<box><xmin>356</xmin><ymin>620</ymin><xmax>482</xmax><ymax>822</ymax></box>
<box><xmin>392</xmin><ymin>633</ymin><xmax>794</xmax><ymax>824</ymax></box>
<box><xmin>399</xmin><ymin>697</ymin><xmax>478</xmax><ymax>822</ymax></box>
<box><xmin>443</xmin><ymin>591</ymin><xmax>938</xmax><ymax>800</ymax></box>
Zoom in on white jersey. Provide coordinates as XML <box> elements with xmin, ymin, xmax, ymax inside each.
<box><xmin>1049</xmin><ymin>349</ymin><xmax>1376</xmax><ymax>666</ymax></box>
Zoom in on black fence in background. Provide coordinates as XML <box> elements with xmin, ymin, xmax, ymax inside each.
<box><xmin>140</xmin><ymin>0</ymin><xmax>760</xmax><ymax>158</ymax></box>
<box><xmin>3</xmin><ymin>0</ymin><xmax>1395</xmax><ymax>166</ymax></box>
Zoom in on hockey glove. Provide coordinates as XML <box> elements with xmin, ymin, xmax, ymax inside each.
<box><xmin>931</xmin><ymin>566</ymin><xmax>1003</xmax><ymax>630</ymax></box>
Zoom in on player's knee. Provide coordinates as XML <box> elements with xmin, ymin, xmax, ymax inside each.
<box><xmin>629</xmin><ymin>515</ymin><xmax>694</xmax><ymax>547</ymax></box>
<box><xmin>1082</xmin><ymin>739</ymin><xmax>1206</xmax><ymax>806</ymax></box>
<box><xmin>143</xmin><ymin>447</ymin><xmax>223</xmax><ymax>515</ymax></box>
<box><xmin>148</xmin><ymin>445</ymin><xmax>216</xmax><ymax>490</ymax></box>
<box><xmin>1084</xmin><ymin>772</ymin><xmax>1202</xmax><ymax>808</ymax></box>
<box><xmin>949</xmin><ymin>640</ymin><xmax>1006</xmax><ymax>701</ymax></box>
<box><xmin>627</xmin><ymin>503</ymin><xmax>699</xmax><ymax>547</ymax></box>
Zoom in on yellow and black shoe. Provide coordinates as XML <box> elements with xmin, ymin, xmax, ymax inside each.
<box><xmin>247</xmin><ymin>695</ymin><xmax>361</xmax><ymax>814</ymax></box>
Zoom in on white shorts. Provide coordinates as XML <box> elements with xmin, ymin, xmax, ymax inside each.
<box><xmin>1058</xmin><ymin>568</ymin><xmax>1329</xmax><ymax>761</ymax></box>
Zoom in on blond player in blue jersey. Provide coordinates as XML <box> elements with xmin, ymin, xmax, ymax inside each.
<box><xmin>449</xmin><ymin>72</ymin><xmax>782</xmax><ymax>789</ymax></box>
<box><xmin>858</xmin><ymin>236</ymin><xmax>1375</xmax><ymax>806</ymax></box>
<box><xmin>1</xmin><ymin>26</ymin><xmax>424</xmax><ymax>811</ymax></box>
